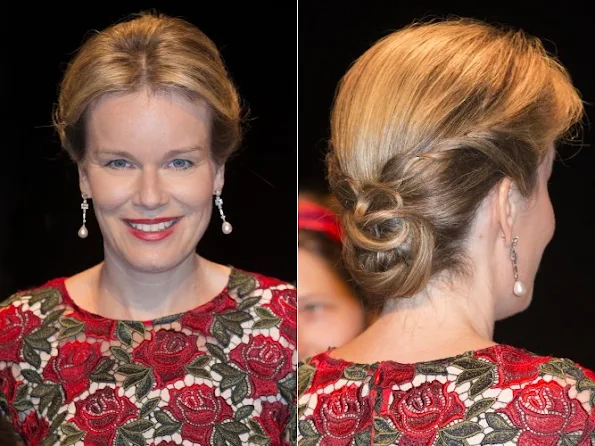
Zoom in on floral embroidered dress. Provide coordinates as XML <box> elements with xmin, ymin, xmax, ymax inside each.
<box><xmin>298</xmin><ymin>345</ymin><xmax>595</xmax><ymax>445</ymax></box>
<box><xmin>0</xmin><ymin>268</ymin><xmax>297</xmax><ymax>446</ymax></box>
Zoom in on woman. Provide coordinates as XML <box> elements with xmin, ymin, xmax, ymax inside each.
<box><xmin>0</xmin><ymin>11</ymin><xmax>296</xmax><ymax>445</ymax></box>
<box><xmin>298</xmin><ymin>18</ymin><xmax>595</xmax><ymax>444</ymax></box>
<box><xmin>298</xmin><ymin>193</ymin><xmax>368</xmax><ymax>360</ymax></box>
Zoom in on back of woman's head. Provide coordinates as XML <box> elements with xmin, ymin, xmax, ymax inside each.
<box><xmin>327</xmin><ymin>18</ymin><xmax>583</xmax><ymax>308</ymax></box>
<box><xmin>54</xmin><ymin>11</ymin><xmax>241</xmax><ymax>165</ymax></box>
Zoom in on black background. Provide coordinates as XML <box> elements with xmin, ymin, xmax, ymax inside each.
<box><xmin>300</xmin><ymin>2</ymin><xmax>595</xmax><ymax>368</ymax></box>
<box><xmin>0</xmin><ymin>4</ymin><xmax>296</xmax><ymax>297</ymax></box>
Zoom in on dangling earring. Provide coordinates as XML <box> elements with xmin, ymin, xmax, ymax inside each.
<box><xmin>214</xmin><ymin>190</ymin><xmax>233</xmax><ymax>234</ymax></box>
<box><xmin>78</xmin><ymin>193</ymin><xmax>89</xmax><ymax>239</ymax></box>
<box><xmin>510</xmin><ymin>236</ymin><xmax>526</xmax><ymax>296</ymax></box>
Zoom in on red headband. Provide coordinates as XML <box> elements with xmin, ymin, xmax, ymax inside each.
<box><xmin>298</xmin><ymin>199</ymin><xmax>343</xmax><ymax>245</ymax></box>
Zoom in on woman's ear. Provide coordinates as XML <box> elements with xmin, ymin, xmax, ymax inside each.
<box><xmin>78</xmin><ymin>163</ymin><xmax>91</xmax><ymax>198</ymax></box>
<box><xmin>496</xmin><ymin>177</ymin><xmax>519</xmax><ymax>245</ymax></box>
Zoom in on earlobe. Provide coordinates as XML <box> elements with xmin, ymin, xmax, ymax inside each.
<box><xmin>496</xmin><ymin>178</ymin><xmax>516</xmax><ymax>245</ymax></box>
<box><xmin>213</xmin><ymin>164</ymin><xmax>226</xmax><ymax>194</ymax></box>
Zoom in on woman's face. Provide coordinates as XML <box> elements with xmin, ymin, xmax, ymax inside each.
<box><xmin>298</xmin><ymin>247</ymin><xmax>366</xmax><ymax>360</ymax></box>
<box><xmin>79</xmin><ymin>89</ymin><xmax>223</xmax><ymax>273</ymax></box>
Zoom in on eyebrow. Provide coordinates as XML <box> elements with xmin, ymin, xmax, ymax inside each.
<box><xmin>93</xmin><ymin>146</ymin><xmax>206</xmax><ymax>160</ymax></box>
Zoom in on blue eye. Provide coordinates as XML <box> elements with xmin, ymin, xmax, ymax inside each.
<box><xmin>168</xmin><ymin>159</ymin><xmax>194</xmax><ymax>170</ymax></box>
<box><xmin>106</xmin><ymin>159</ymin><xmax>132</xmax><ymax>169</ymax></box>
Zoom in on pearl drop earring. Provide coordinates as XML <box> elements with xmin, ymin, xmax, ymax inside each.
<box><xmin>214</xmin><ymin>190</ymin><xmax>233</xmax><ymax>235</ymax></box>
<box><xmin>78</xmin><ymin>193</ymin><xmax>89</xmax><ymax>239</ymax></box>
<box><xmin>510</xmin><ymin>236</ymin><xmax>526</xmax><ymax>296</ymax></box>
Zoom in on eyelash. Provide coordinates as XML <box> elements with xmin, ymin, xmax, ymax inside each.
<box><xmin>104</xmin><ymin>159</ymin><xmax>195</xmax><ymax>171</ymax></box>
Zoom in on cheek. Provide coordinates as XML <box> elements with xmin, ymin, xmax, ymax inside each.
<box><xmin>88</xmin><ymin>175</ymin><xmax>134</xmax><ymax>213</ymax></box>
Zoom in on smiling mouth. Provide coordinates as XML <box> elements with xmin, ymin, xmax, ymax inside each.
<box><xmin>125</xmin><ymin>217</ymin><xmax>181</xmax><ymax>233</ymax></box>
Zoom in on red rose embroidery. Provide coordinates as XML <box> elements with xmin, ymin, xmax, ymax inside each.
<box><xmin>18</xmin><ymin>411</ymin><xmax>49</xmax><ymax>446</ymax></box>
<box><xmin>254</xmin><ymin>273</ymin><xmax>284</xmax><ymax>289</ymax></box>
<box><xmin>72</xmin><ymin>387</ymin><xmax>136</xmax><ymax>445</ymax></box>
<box><xmin>72</xmin><ymin>312</ymin><xmax>116</xmax><ymax>341</ymax></box>
<box><xmin>266</xmin><ymin>289</ymin><xmax>296</xmax><ymax>345</ymax></box>
<box><xmin>500</xmin><ymin>381</ymin><xmax>589</xmax><ymax>445</ymax></box>
<box><xmin>165</xmin><ymin>384</ymin><xmax>233</xmax><ymax>445</ymax></box>
<box><xmin>0</xmin><ymin>305</ymin><xmax>42</xmax><ymax>363</ymax></box>
<box><xmin>229</xmin><ymin>335</ymin><xmax>293</xmax><ymax>397</ymax></box>
<box><xmin>0</xmin><ymin>367</ymin><xmax>17</xmax><ymax>402</ymax></box>
<box><xmin>309</xmin><ymin>355</ymin><xmax>345</xmax><ymax>389</ymax></box>
<box><xmin>133</xmin><ymin>329</ymin><xmax>202</xmax><ymax>388</ymax></box>
<box><xmin>388</xmin><ymin>381</ymin><xmax>465</xmax><ymax>445</ymax></box>
<box><xmin>151</xmin><ymin>443</ymin><xmax>177</xmax><ymax>446</ymax></box>
<box><xmin>476</xmin><ymin>345</ymin><xmax>549</xmax><ymax>387</ymax></box>
<box><xmin>180</xmin><ymin>294</ymin><xmax>237</xmax><ymax>336</ymax></box>
<box><xmin>255</xmin><ymin>401</ymin><xmax>289</xmax><ymax>446</ymax></box>
<box><xmin>377</xmin><ymin>362</ymin><xmax>416</xmax><ymax>387</ymax></box>
<box><xmin>42</xmin><ymin>341</ymin><xmax>103</xmax><ymax>403</ymax></box>
<box><xmin>312</xmin><ymin>384</ymin><xmax>371</xmax><ymax>446</ymax></box>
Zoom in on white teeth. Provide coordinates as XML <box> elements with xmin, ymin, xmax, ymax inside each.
<box><xmin>129</xmin><ymin>219</ymin><xmax>177</xmax><ymax>232</ymax></box>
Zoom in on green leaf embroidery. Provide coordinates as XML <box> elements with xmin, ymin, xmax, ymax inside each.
<box><xmin>118</xmin><ymin>426</ymin><xmax>147</xmax><ymax>446</ymax></box>
<box><xmin>577</xmin><ymin>378</ymin><xmax>595</xmax><ymax>392</ymax></box>
<box><xmin>135</xmin><ymin>371</ymin><xmax>154</xmax><ymax>400</ymax></box>
<box><xmin>298</xmin><ymin>363</ymin><xmax>315</xmax><ymax>396</ymax></box>
<box><xmin>114</xmin><ymin>433</ymin><xmax>127</xmax><ymax>446</ymax></box>
<box><xmin>247</xmin><ymin>434</ymin><xmax>270</xmax><ymax>445</ymax></box>
<box><xmin>354</xmin><ymin>429</ymin><xmax>372</xmax><ymax>446</ymax></box>
<box><xmin>21</xmin><ymin>369</ymin><xmax>43</xmax><ymax>384</ymax></box>
<box><xmin>60</xmin><ymin>423</ymin><xmax>81</xmax><ymax>436</ymax></box>
<box><xmin>42</xmin><ymin>309</ymin><xmax>65</xmax><ymax>327</ymax></box>
<box><xmin>453</xmin><ymin>357</ymin><xmax>490</xmax><ymax>370</ymax></box>
<box><xmin>58</xmin><ymin>317</ymin><xmax>85</xmax><ymax>340</ymax></box>
<box><xmin>155</xmin><ymin>410</ymin><xmax>176</xmax><ymax>425</ymax></box>
<box><xmin>456</xmin><ymin>367</ymin><xmax>492</xmax><ymax>385</ymax></box>
<box><xmin>298</xmin><ymin>420</ymin><xmax>319</xmax><ymax>438</ymax></box>
<box><xmin>481</xmin><ymin>429</ymin><xmax>517</xmax><ymax>444</ymax></box>
<box><xmin>297</xmin><ymin>404</ymin><xmax>307</xmax><ymax>420</ymax></box>
<box><xmin>343</xmin><ymin>364</ymin><xmax>368</xmax><ymax>381</ymax></box>
<box><xmin>28</xmin><ymin>324</ymin><xmax>59</xmax><ymax>341</ymax></box>
<box><xmin>221</xmin><ymin>373</ymin><xmax>245</xmax><ymax>390</ymax></box>
<box><xmin>436</xmin><ymin>432</ymin><xmax>465</xmax><ymax>446</ymax></box>
<box><xmin>248</xmin><ymin>419</ymin><xmax>266</xmax><ymax>437</ymax></box>
<box><xmin>228</xmin><ymin>270</ymin><xmax>257</xmax><ymax>297</ymax></box>
<box><xmin>61</xmin><ymin>431</ymin><xmax>85</xmax><ymax>446</ymax></box>
<box><xmin>278</xmin><ymin>373</ymin><xmax>296</xmax><ymax>404</ymax></box>
<box><xmin>152</xmin><ymin>313</ymin><xmax>182</xmax><ymax>325</ymax></box>
<box><xmin>12</xmin><ymin>398</ymin><xmax>33</xmax><ymax>412</ymax></box>
<box><xmin>117</xmin><ymin>364</ymin><xmax>149</xmax><ymax>376</ymax></box>
<box><xmin>154</xmin><ymin>421</ymin><xmax>181</xmax><ymax>437</ymax></box>
<box><xmin>121</xmin><ymin>419</ymin><xmax>153</xmax><ymax>433</ymax></box>
<box><xmin>212</xmin><ymin>319</ymin><xmax>231</xmax><ymax>346</ymax></box>
<box><xmin>231</xmin><ymin>376</ymin><xmax>249</xmax><ymax>404</ymax></box>
<box><xmin>90</xmin><ymin>372</ymin><xmax>116</xmax><ymax>383</ymax></box>
<box><xmin>485</xmin><ymin>412</ymin><xmax>514</xmax><ymax>431</ymax></box>
<box><xmin>217</xmin><ymin>315</ymin><xmax>244</xmax><ymax>337</ymax></box>
<box><xmin>122</xmin><ymin>321</ymin><xmax>145</xmax><ymax>335</ymax></box>
<box><xmin>220</xmin><ymin>420</ymin><xmax>250</xmax><ymax>434</ymax></box>
<box><xmin>238</xmin><ymin>295</ymin><xmax>260</xmax><ymax>311</ymax></box>
<box><xmin>24</xmin><ymin>336</ymin><xmax>52</xmax><ymax>353</ymax></box>
<box><xmin>442</xmin><ymin>421</ymin><xmax>482</xmax><ymax>438</ymax></box>
<box><xmin>23</xmin><ymin>343</ymin><xmax>41</xmax><ymax>368</ymax></box>
<box><xmin>116</xmin><ymin>322</ymin><xmax>134</xmax><ymax>346</ymax></box>
<box><xmin>207</xmin><ymin>343</ymin><xmax>227</xmax><ymax>363</ymax></box>
<box><xmin>234</xmin><ymin>405</ymin><xmax>254</xmax><ymax>421</ymax></box>
<box><xmin>92</xmin><ymin>358</ymin><xmax>115</xmax><ymax>375</ymax></box>
<box><xmin>465</xmin><ymin>398</ymin><xmax>495</xmax><ymax>419</ymax></box>
<box><xmin>185</xmin><ymin>364</ymin><xmax>211</xmax><ymax>379</ymax></box>
<box><xmin>139</xmin><ymin>398</ymin><xmax>160</xmax><ymax>418</ymax></box>
<box><xmin>110</xmin><ymin>346</ymin><xmax>132</xmax><ymax>363</ymax></box>
<box><xmin>212</xmin><ymin>363</ymin><xmax>242</xmax><ymax>377</ymax></box>
<box><xmin>469</xmin><ymin>370</ymin><xmax>495</xmax><ymax>398</ymax></box>
<box><xmin>41</xmin><ymin>434</ymin><xmax>59</xmax><ymax>446</ymax></box>
<box><xmin>40</xmin><ymin>293</ymin><xmax>61</xmax><ymax>314</ymax></box>
<box><xmin>220</xmin><ymin>310</ymin><xmax>252</xmax><ymax>323</ymax></box>
<box><xmin>416</xmin><ymin>362</ymin><xmax>448</xmax><ymax>375</ymax></box>
<box><xmin>27</xmin><ymin>288</ymin><xmax>60</xmax><ymax>306</ymax></box>
<box><xmin>49</xmin><ymin>411</ymin><xmax>67</xmax><ymax>433</ymax></box>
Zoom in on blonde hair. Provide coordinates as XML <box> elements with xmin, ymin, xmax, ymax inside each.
<box><xmin>327</xmin><ymin>18</ymin><xmax>583</xmax><ymax>307</ymax></box>
<box><xmin>53</xmin><ymin>11</ymin><xmax>241</xmax><ymax>164</ymax></box>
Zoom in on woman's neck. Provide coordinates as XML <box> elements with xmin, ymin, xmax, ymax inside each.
<box><xmin>331</xmin><ymin>275</ymin><xmax>498</xmax><ymax>364</ymax></box>
<box><xmin>68</xmin><ymin>252</ymin><xmax>230</xmax><ymax>321</ymax></box>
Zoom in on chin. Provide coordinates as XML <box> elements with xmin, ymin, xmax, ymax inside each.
<box><xmin>125</xmin><ymin>252</ymin><xmax>193</xmax><ymax>274</ymax></box>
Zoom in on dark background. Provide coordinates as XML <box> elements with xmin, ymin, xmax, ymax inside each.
<box><xmin>0</xmin><ymin>4</ymin><xmax>296</xmax><ymax>297</ymax></box>
<box><xmin>300</xmin><ymin>2</ymin><xmax>595</xmax><ymax>368</ymax></box>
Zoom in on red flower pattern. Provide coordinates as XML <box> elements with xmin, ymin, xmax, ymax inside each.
<box><xmin>229</xmin><ymin>334</ymin><xmax>294</xmax><ymax>397</ymax></box>
<box><xmin>0</xmin><ymin>269</ymin><xmax>295</xmax><ymax>445</ymax></box>
<box><xmin>300</xmin><ymin>345</ymin><xmax>595</xmax><ymax>445</ymax></box>
<box><xmin>132</xmin><ymin>329</ymin><xmax>202</xmax><ymax>388</ymax></box>
<box><xmin>165</xmin><ymin>384</ymin><xmax>233</xmax><ymax>445</ymax></box>
<box><xmin>0</xmin><ymin>305</ymin><xmax>41</xmax><ymax>363</ymax></box>
<box><xmin>42</xmin><ymin>341</ymin><xmax>103</xmax><ymax>403</ymax></box>
<box><xmin>72</xmin><ymin>387</ymin><xmax>137</xmax><ymax>445</ymax></box>
<box><xmin>500</xmin><ymin>381</ymin><xmax>589</xmax><ymax>445</ymax></box>
<box><xmin>266</xmin><ymin>289</ymin><xmax>297</xmax><ymax>345</ymax></box>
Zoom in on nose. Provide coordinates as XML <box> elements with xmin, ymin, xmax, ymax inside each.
<box><xmin>132</xmin><ymin>167</ymin><xmax>169</xmax><ymax>210</ymax></box>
